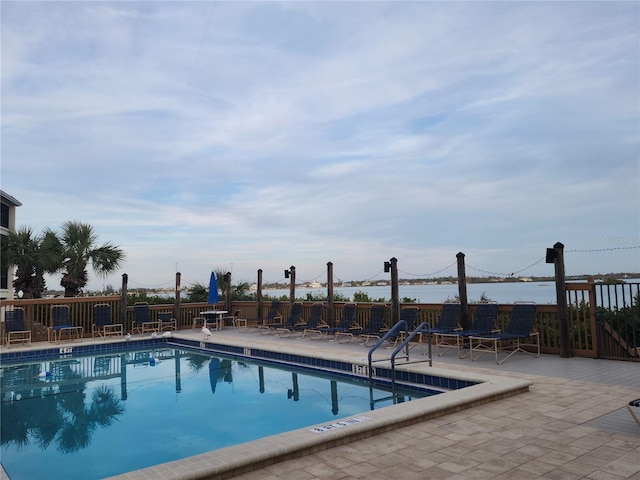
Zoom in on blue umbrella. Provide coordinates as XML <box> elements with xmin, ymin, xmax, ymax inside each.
<box><xmin>208</xmin><ymin>272</ymin><xmax>219</xmax><ymax>305</ymax></box>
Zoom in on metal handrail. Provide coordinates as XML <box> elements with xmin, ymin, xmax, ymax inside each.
<box><xmin>391</xmin><ymin>322</ymin><xmax>432</xmax><ymax>369</ymax></box>
<box><xmin>390</xmin><ymin>322</ymin><xmax>434</xmax><ymax>398</ymax></box>
<box><xmin>367</xmin><ymin>321</ymin><xmax>434</xmax><ymax>404</ymax></box>
<box><xmin>367</xmin><ymin>320</ymin><xmax>407</xmax><ymax>386</ymax></box>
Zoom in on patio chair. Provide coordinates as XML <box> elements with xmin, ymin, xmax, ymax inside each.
<box><xmin>92</xmin><ymin>303</ymin><xmax>123</xmax><ymax>338</ymax></box>
<box><xmin>158</xmin><ymin>312</ymin><xmax>177</xmax><ymax>331</ymax></box>
<box><xmin>49</xmin><ymin>305</ymin><xmax>83</xmax><ymax>343</ymax></box>
<box><xmin>133</xmin><ymin>302</ymin><xmax>158</xmax><ymax>335</ymax></box>
<box><xmin>280</xmin><ymin>303</ymin><xmax>326</xmax><ymax>338</ymax></box>
<box><xmin>345</xmin><ymin>304</ymin><xmax>388</xmax><ymax>346</ymax></box>
<box><xmin>260</xmin><ymin>302</ymin><xmax>303</xmax><ymax>335</ymax></box>
<box><xmin>390</xmin><ymin>306</ymin><xmax>420</xmax><ymax>347</ymax></box>
<box><xmin>307</xmin><ymin>303</ymin><xmax>357</xmax><ymax>341</ymax></box>
<box><xmin>3</xmin><ymin>307</ymin><xmax>31</xmax><ymax>346</ymax></box>
<box><xmin>627</xmin><ymin>399</ymin><xmax>640</xmax><ymax>429</ymax></box>
<box><xmin>240</xmin><ymin>300</ymin><xmax>283</xmax><ymax>331</ymax></box>
<box><xmin>192</xmin><ymin>309</ymin><xmax>227</xmax><ymax>330</ymax></box>
<box><xmin>469</xmin><ymin>302</ymin><xmax>539</xmax><ymax>364</ymax></box>
<box><xmin>416</xmin><ymin>303</ymin><xmax>461</xmax><ymax>354</ymax></box>
<box><xmin>434</xmin><ymin>302</ymin><xmax>498</xmax><ymax>358</ymax></box>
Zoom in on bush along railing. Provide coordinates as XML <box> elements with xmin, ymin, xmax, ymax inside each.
<box><xmin>594</xmin><ymin>281</ymin><xmax>640</xmax><ymax>360</ymax></box>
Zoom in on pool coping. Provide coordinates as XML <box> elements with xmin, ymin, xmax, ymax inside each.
<box><xmin>96</xmin><ymin>332</ymin><xmax>532</xmax><ymax>480</ymax></box>
<box><xmin>0</xmin><ymin>333</ymin><xmax>531</xmax><ymax>480</ymax></box>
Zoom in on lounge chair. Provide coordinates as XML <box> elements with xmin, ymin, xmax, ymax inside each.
<box><xmin>259</xmin><ymin>302</ymin><xmax>303</xmax><ymax>334</ymax></box>
<box><xmin>434</xmin><ymin>303</ymin><xmax>498</xmax><ymax>358</ymax></box>
<box><xmin>133</xmin><ymin>302</ymin><xmax>158</xmax><ymax>335</ymax></box>
<box><xmin>469</xmin><ymin>302</ymin><xmax>539</xmax><ymax>364</ymax></box>
<box><xmin>416</xmin><ymin>303</ymin><xmax>461</xmax><ymax>354</ymax></box>
<box><xmin>628</xmin><ymin>399</ymin><xmax>640</xmax><ymax>429</ymax></box>
<box><xmin>390</xmin><ymin>306</ymin><xmax>420</xmax><ymax>347</ymax></box>
<box><xmin>307</xmin><ymin>303</ymin><xmax>357</xmax><ymax>341</ymax></box>
<box><xmin>158</xmin><ymin>312</ymin><xmax>177</xmax><ymax>331</ymax></box>
<box><xmin>238</xmin><ymin>300</ymin><xmax>283</xmax><ymax>331</ymax></box>
<box><xmin>280</xmin><ymin>303</ymin><xmax>326</xmax><ymax>338</ymax></box>
<box><xmin>348</xmin><ymin>304</ymin><xmax>389</xmax><ymax>346</ymax></box>
<box><xmin>49</xmin><ymin>305</ymin><xmax>83</xmax><ymax>342</ymax></box>
<box><xmin>3</xmin><ymin>307</ymin><xmax>31</xmax><ymax>346</ymax></box>
<box><xmin>92</xmin><ymin>303</ymin><xmax>123</xmax><ymax>338</ymax></box>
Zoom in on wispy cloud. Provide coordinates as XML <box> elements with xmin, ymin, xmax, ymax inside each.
<box><xmin>2</xmin><ymin>1</ymin><xmax>638</xmax><ymax>290</ymax></box>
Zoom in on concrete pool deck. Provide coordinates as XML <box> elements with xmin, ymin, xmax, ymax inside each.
<box><xmin>2</xmin><ymin>328</ymin><xmax>639</xmax><ymax>480</ymax></box>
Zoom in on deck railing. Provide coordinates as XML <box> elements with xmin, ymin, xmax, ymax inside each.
<box><xmin>2</xmin><ymin>285</ymin><xmax>636</xmax><ymax>360</ymax></box>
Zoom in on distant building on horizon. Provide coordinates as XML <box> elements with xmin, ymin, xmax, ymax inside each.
<box><xmin>1</xmin><ymin>190</ymin><xmax>22</xmax><ymax>300</ymax></box>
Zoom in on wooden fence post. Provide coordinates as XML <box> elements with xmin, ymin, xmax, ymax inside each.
<box><xmin>327</xmin><ymin>261</ymin><xmax>334</xmax><ymax>326</ymax></box>
<box><xmin>224</xmin><ymin>272</ymin><xmax>232</xmax><ymax>313</ymax></box>
<box><xmin>553</xmin><ymin>242</ymin><xmax>571</xmax><ymax>358</ymax></box>
<box><xmin>288</xmin><ymin>266</ymin><xmax>296</xmax><ymax>307</ymax></box>
<box><xmin>390</xmin><ymin>257</ymin><xmax>400</xmax><ymax>325</ymax></box>
<box><xmin>121</xmin><ymin>273</ymin><xmax>128</xmax><ymax>330</ymax></box>
<box><xmin>257</xmin><ymin>269</ymin><xmax>263</xmax><ymax>318</ymax></box>
<box><xmin>456</xmin><ymin>252</ymin><xmax>470</xmax><ymax>330</ymax></box>
<box><xmin>174</xmin><ymin>272</ymin><xmax>181</xmax><ymax>322</ymax></box>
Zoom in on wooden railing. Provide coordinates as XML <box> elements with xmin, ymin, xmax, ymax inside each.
<box><xmin>1</xmin><ymin>297</ymin><xmax>559</xmax><ymax>354</ymax></box>
<box><xmin>3</xmin><ymin>279</ymin><xmax>636</xmax><ymax>361</ymax></box>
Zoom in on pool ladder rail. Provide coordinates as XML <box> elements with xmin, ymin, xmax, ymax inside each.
<box><xmin>367</xmin><ymin>320</ymin><xmax>433</xmax><ymax>408</ymax></box>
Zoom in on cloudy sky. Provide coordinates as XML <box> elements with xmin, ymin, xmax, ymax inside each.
<box><xmin>2</xmin><ymin>1</ymin><xmax>639</xmax><ymax>292</ymax></box>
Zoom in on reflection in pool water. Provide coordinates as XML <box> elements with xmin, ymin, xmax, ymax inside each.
<box><xmin>1</xmin><ymin>347</ymin><xmax>432</xmax><ymax>479</ymax></box>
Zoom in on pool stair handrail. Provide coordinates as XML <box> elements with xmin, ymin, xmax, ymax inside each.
<box><xmin>367</xmin><ymin>320</ymin><xmax>433</xmax><ymax>407</ymax></box>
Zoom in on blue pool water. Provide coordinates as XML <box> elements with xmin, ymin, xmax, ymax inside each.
<box><xmin>1</xmin><ymin>347</ymin><xmax>435</xmax><ymax>479</ymax></box>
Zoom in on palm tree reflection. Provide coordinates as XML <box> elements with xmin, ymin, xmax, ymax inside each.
<box><xmin>1</xmin><ymin>362</ymin><xmax>124</xmax><ymax>454</ymax></box>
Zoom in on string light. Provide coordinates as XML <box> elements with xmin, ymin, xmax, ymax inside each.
<box><xmin>399</xmin><ymin>260</ymin><xmax>458</xmax><ymax>278</ymax></box>
<box><xmin>127</xmin><ymin>279</ymin><xmax>173</xmax><ymax>289</ymax></box>
<box><xmin>566</xmin><ymin>245</ymin><xmax>640</xmax><ymax>253</ymax></box>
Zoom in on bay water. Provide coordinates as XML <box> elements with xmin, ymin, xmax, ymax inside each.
<box><xmin>264</xmin><ymin>278</ymin><xmax>640</xmax><ymax>305</ymax></box>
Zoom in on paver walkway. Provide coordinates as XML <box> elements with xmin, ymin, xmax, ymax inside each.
<box><xmin>223</xmin><ymin>331</ymin><xmax>640</xmax><ymax>480</ymax></box>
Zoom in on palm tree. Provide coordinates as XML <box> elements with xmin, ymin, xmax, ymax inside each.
<box><xmin>185</xmin><ymin>282</ymin><xmax>208</xmax><ymax>303</ymax></box>
<box><xmin>214</xmin><ymin>269</ymin><xmax>253</xmax><ymax>301</ymax></box>
<box><xmin>0</xmin><ymin>227</ymin><xmax>60</xmax><ymax>298</ymax></box>
<box><xmin>49</xmin><ymin>221</ymin><xmax>125</xmax><ymax>297</ymax></box>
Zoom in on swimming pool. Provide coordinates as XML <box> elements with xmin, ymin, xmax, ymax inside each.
<box><xmin>0</xmin><ymin>335</ymin><xmax>531</xmax><ymax>480</ymax></box>
<box><xmin>0</xmin><ymin>345</ymin><xmax>437</xmax><ymax>480</ymax></box>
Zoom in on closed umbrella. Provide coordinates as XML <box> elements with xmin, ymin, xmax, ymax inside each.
<box><xmin>208</xmin><ymin>272</ymin><xmax>219</xmax><ymax>305</ymax></box>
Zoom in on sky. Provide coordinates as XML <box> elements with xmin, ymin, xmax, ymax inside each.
<box><xmin>2</xmin><ymin>1</ymin><xmax>639</xmax><ymax>293</ymax></box>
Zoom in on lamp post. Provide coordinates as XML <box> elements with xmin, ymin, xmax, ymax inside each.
<box><xmin>285</xmin><ymin>266</ymin><xmax>296</xmax><ymax>308</ymax></box>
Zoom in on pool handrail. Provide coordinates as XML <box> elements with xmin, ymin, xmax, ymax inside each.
<box><xmin>368</xmin><ymin>321</ymin><xmax>435</xmax><ymax>401</ymax></box>
<box><xmin>389</xmin><ymin>322</ymin><xmax>434</xmax><ymax>398</ymax></box>
<box><xmin>367</xmin><ymin>320</ymin><xmax>407</xmax><ymax>386</ymax></box>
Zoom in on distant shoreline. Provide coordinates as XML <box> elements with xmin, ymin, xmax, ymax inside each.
<box><xmin>263</xmin><ymin>273</ymin><xmax>639</xmax><ymax>290</ymax></box>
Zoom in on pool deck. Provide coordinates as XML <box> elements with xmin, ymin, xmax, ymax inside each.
<box><xmin>2</xmin><ymin>328</ymin><xmax>639</xmax><ymax>480</ymax></box>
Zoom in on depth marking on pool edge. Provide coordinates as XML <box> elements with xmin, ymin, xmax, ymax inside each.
<box><xmin>310</xmin><ymin>416</ymin><xmax>371</xmax><ymax>433</ymax></box>
<box><xmin>352</xmin><ymin>364</ymin><xmax>374</xmax><ymax>376</ymax></box>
